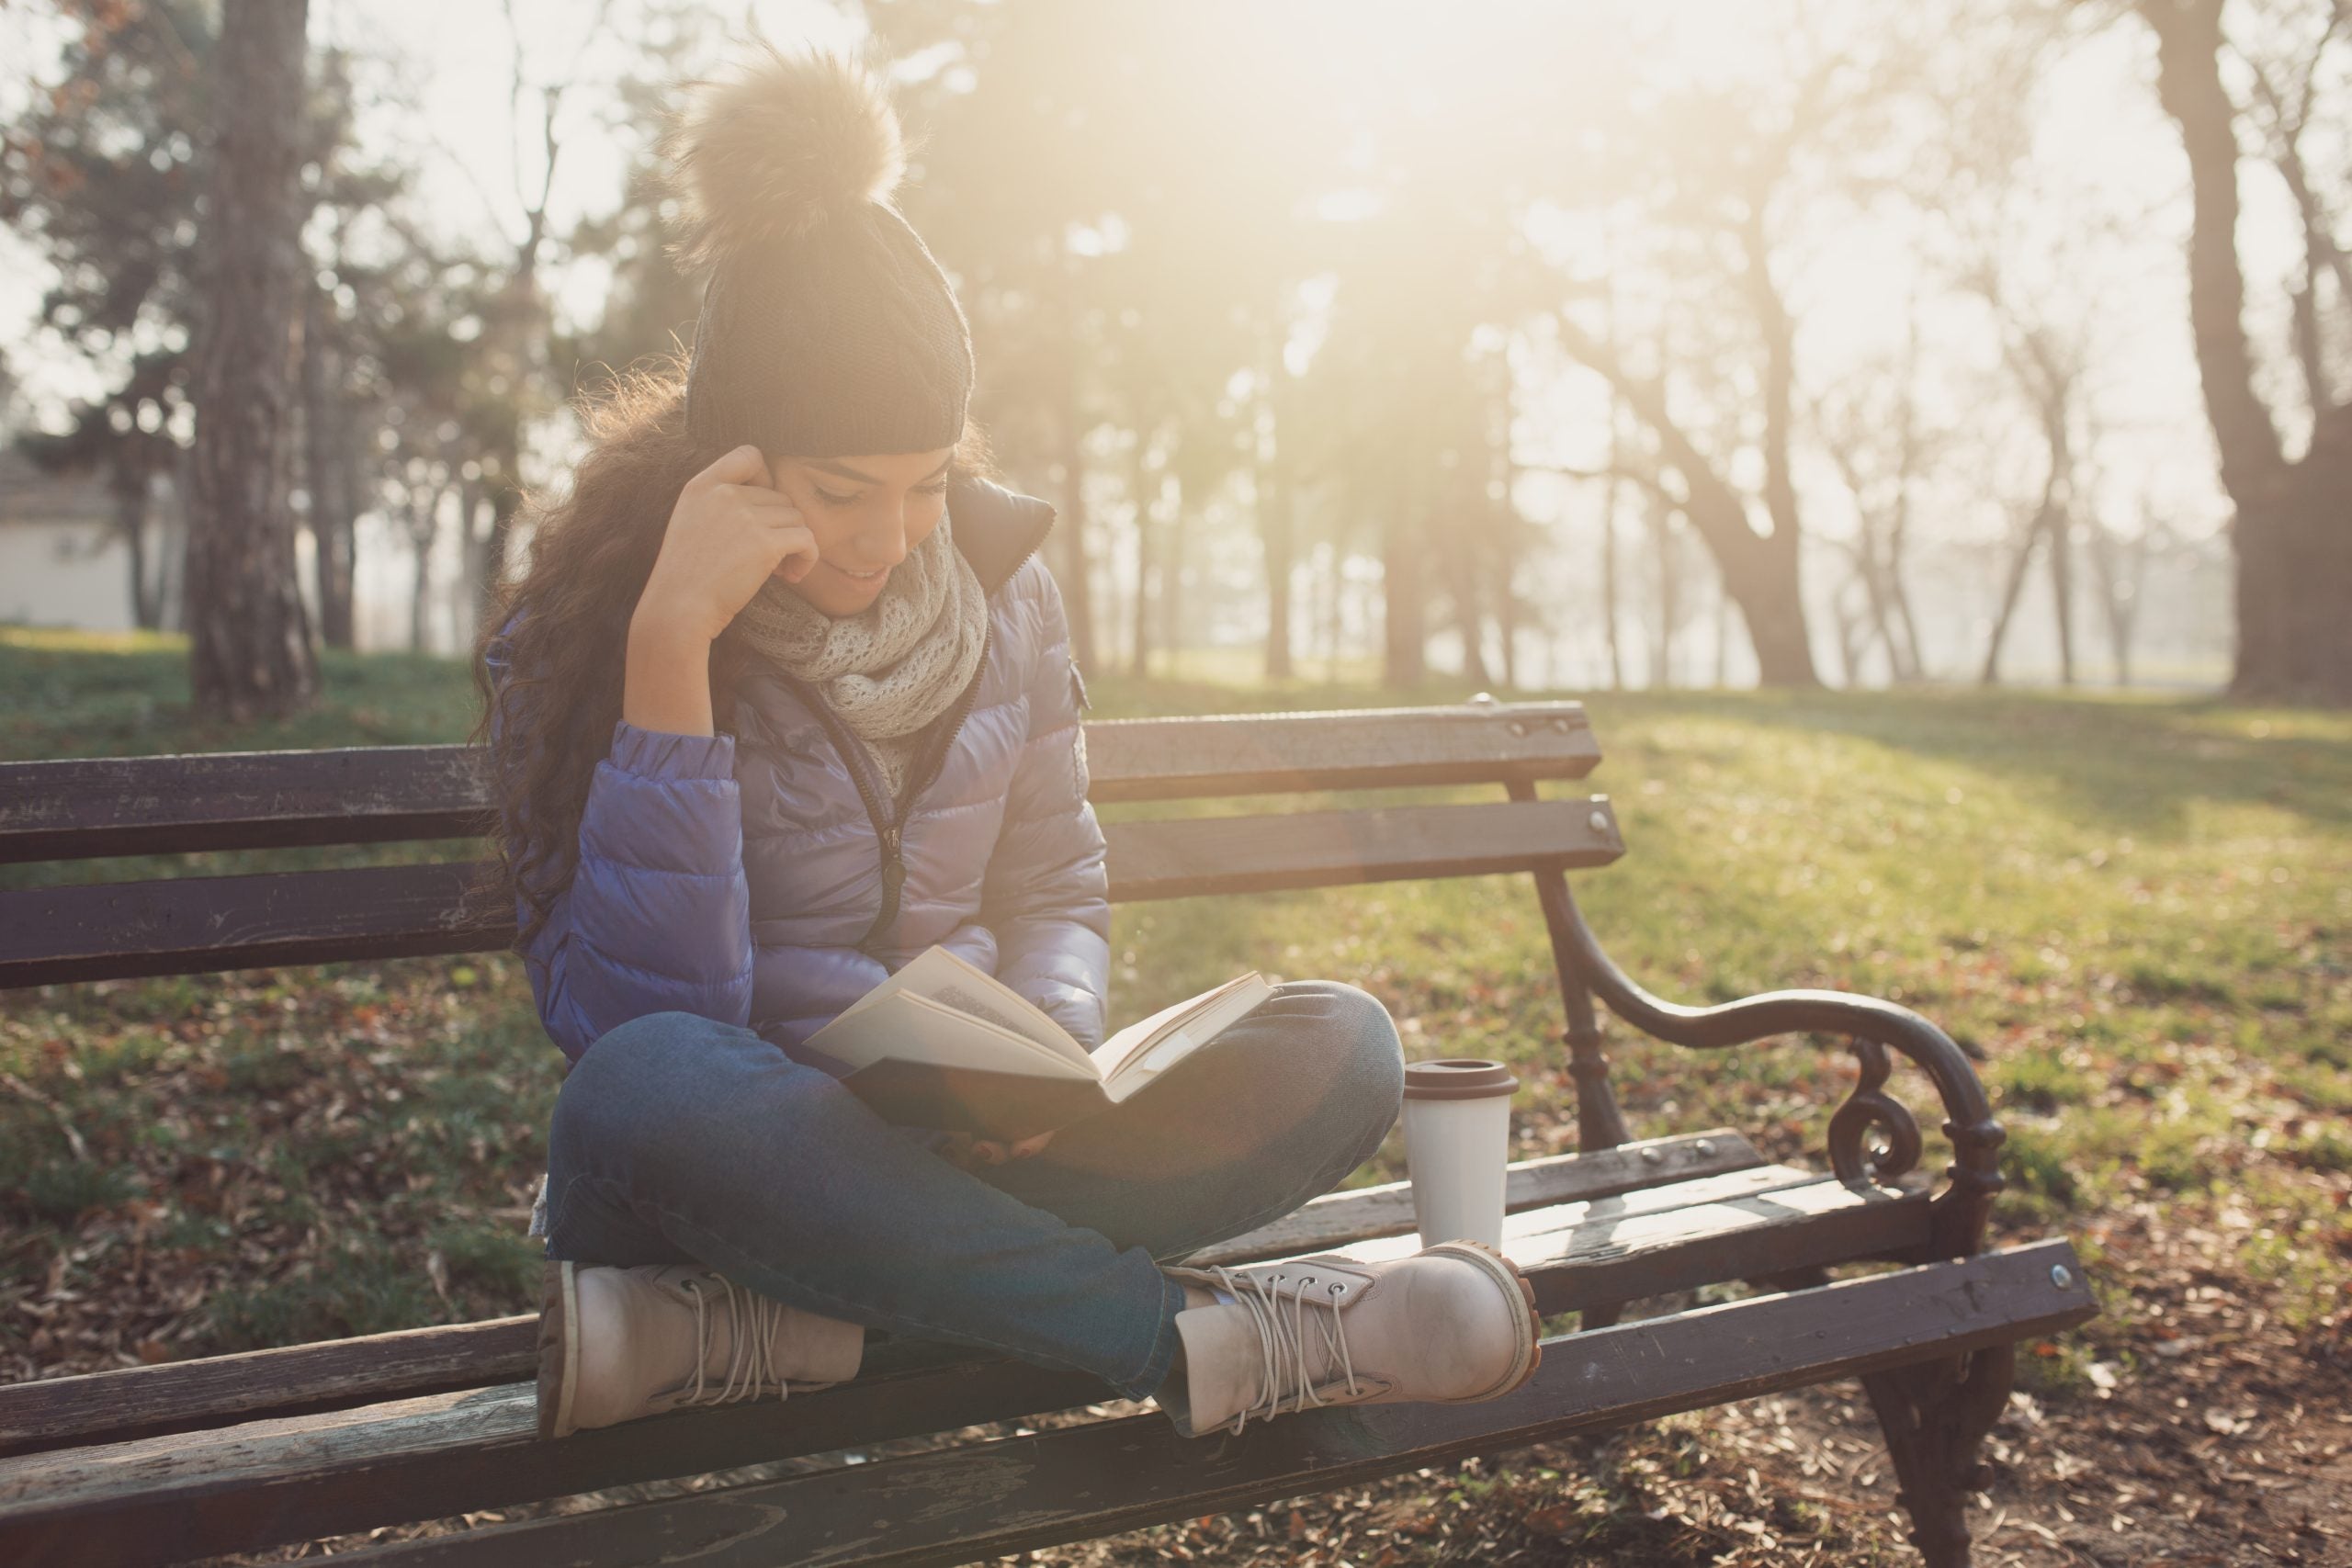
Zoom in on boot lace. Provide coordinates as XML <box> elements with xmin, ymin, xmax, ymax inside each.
<box><xmin>678</xmin><ymin>1274</ymin><xmax>791</xmax><ymax>1407</ymax></box>
<box><xmin>1200</xmin><ymin>1265</ymin><xmax>1362</xmax><ymax>1435</ymax></box>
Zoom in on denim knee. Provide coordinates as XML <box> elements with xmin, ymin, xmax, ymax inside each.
<box><xmin>549</xmin><ymin>1010</ymin><xmax>741</xmax><ymax>1168</ymax></box>
<box><xmin>1288</xmin><ymin>979</ymin><xmax>1406</xmax><ymax>1154</ymax></box>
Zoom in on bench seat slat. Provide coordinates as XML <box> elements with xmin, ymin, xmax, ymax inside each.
<box><xmin>0</xmin><ymin>1132</ymin><xmax>1760</xmax><ymax>1457</ymax></box>
<box><xmin>330</xmin><ymin>1242</ymin><xmax>2095</xmax><ymax>1568</ymax></box>
<box><xmin>0</xmin><ymin>705</ymin><xmax>1598</xmax><ymax>863</ymax></box>
<box><xmin>0</xmin><ymin>1166</ymin><xmax>1930</xmax><ymax>1568</ymax></box>
<box><xmin>0</xmin><ymin>800</ymin><xmax>1621</xmax><ymax>988</ymax></box>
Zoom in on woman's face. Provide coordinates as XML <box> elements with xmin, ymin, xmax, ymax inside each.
<box><xmin>764</xmin><ymin>446</ymin><xmax>956</xmax><ymax>617</ymax></box>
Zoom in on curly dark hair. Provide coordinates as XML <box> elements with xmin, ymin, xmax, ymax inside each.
<box><xmin>471</xmin><ymin>354</ymin><xmax>996</xmax><ymax>947</ymax></box>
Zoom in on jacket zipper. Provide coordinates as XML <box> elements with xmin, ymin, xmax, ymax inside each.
<box><xmin>791</xmin><ymin>530</ymin><xmax>1049</xmax><ymax>956</ymax></box>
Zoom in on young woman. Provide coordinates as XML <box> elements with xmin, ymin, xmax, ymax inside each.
<box><xmin>479</xmin><ymin>46</ymin><xmax>1542</xmax><ymax>1442</ymax></box>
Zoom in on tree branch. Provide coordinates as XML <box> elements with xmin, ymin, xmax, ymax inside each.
<box><xmin>2142</xmin><ymin>0</ymin><xmax>2290</xmax><ymax>491</ymax></box>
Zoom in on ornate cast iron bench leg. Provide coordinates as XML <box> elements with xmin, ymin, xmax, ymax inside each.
<box><xmin>1864</xmin><ymin>1344</ymin><xmax>2017</xmax><ymax>1568</ymax></box>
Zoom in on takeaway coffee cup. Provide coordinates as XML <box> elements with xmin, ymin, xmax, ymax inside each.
<box><xmin>1401</xmin><ymin>1058</ymin><xmax>1520</xmax><ymax>1251</ymax></box>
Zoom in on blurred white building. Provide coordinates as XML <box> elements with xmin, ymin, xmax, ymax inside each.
<box><xmin>0</xmin><ymin>447</ymin><xmax>181</xmax><ymax>633</ymax></box>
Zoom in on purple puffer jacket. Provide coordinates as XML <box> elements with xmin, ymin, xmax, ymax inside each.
<box><xmin>486</xmin><ymin>475</ymin><xmax>1110</xmax><ymax>1072</ymax></box>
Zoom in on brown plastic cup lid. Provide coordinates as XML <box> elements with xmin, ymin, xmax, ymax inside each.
<box><xmin>1403</xmin><ymin>1058</ymin><xmax>1520</xmax><ymax>1101</ymax></box>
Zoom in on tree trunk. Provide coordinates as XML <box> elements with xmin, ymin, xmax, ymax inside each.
<box><xmin>1885</xmin><ymin>307</ymin><xmax>1928</xmax><ymax>682</ymax></box>
<box><xmin>1715</xmin><ymin>568</ymin><xmax>1734</xmax><ymax>687</ymax></box>
<box><xmin>2146</xmin><ymin>0</ymin><xmax>2352</xmax><ymax>701</ymax></box>
<box><xmin>300</xmin><ymin>285</ymin><xmax>356</xmax><ymax>649</ymax></box>
<box><xmin>1496</xmin><ymin>549</ymin><xmax>1519</xmax><ymax>689</ymax></box>
<box><xmin>1258</xmin><ymin>438</ymin><xmax>1295</xmax><ymax>681</ymax></box>
<box><xmin>471</xmin><ymin>265</ymin><xmax>542</xmax><ymax>637</ymax></box>
<box><xmin>456</xmin><ymin>483</ymin><xmax>487</xmax><ymax>643</ymax></box>
<box><xmin>409</xmin><ymin>490</ymin><xmax>443</xmax><ymax>654</ymax></box>
<box><xmin>110</xmin><ymin>461</ymin><xmax>160</xmax><ymax>630</ymax></box>
<box><xmin>1057</xmin><ymin>365</ymin><xmax>1099</xmax><ymax>677</ymax></box>
<box><xmin>1383</xmin><ymin>494</ymin><xmax>1428</xmax><ymax>689</ymax></box>
<box><xmin>1980</xmin><ymin>506</ymin><xmax>2048</xmax><ymax>686</ymax></box>
<box><xmin>185</xmin><ymin>0</ymin><xmax>318</xmax><ymax>721</ymax></box>
<box><xmin>1828</xmin><ymin>586</ymin><xmax>1861</xmax><ymax>689</ymax></box>
<box><xmin>1127</xmin><ymin>448</ymin><xmax>1153</xmax><ymax>678</ymax></box>
<box><xmin>161</xmin><ymin>448</ymin><xmax>191</xmax><ymax>631</ymax></box>
<box><xmin>2088</xmin><ymin>513</ymin><xmax>2150</xmax><ymax>687</ymax></box>
<box><xmin>1160</xmin><ymin>478</ymin><xmax>1184</xmax><ymax>676</ymax></box>
<box><xmin>1318</xmin><ymin>541</ymin><xmax>1341</xmax><ymax>683</ymax></box>
<box><xmin>1450</xmin><ymin>523</ymin><xmax>1493</xmax><ymax>688</ymax></box>
<box><xmin>1849</xmin><ymin>531</ymin><xmax>1901</xmax><ymax>682</ymax></box>
<box><xmin>2047</xmin><ymin>513</ymin><xmax>2076</xmax><ymax>686</ymax></box>
<box><xmin>1600</xmin><ymin>474</ymin><xmax>1624</xmax><ymax>691</ymax></box>
<box><xmin>1649</xmin><ymin>496</ymin><xmax>1676</xmax><ymax>691</ymax></box>
<box><xmin>2233</xmin><ymin>441</ymin><xmax>2352</xmax><ymax>697</ymax></box>
<box><xmin>1600</xmin><ymin>298</ymin><xmax>1627</xmax><ymax>692</ymax></box>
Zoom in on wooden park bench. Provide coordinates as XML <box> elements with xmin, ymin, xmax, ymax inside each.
<box><xmin>0</xmin><ymin>698</ymin><xmax>2093</xmax><ymax>1568</ymax></box>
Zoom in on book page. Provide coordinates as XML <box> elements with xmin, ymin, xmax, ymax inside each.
<box><xmin>928</xmin><ymin>984</ymin><xmax>1096</xmax><ymax>1072</ymax></box>
<box><xmin>1093</xmin><ymin>973</ymin><xmax>1272</xmax><ymax>1095</ymax></box>
<box><xmin>858</xmin><ymin>947</ymin><xmax>1089</xmax><ymax>1068</ymax></box>
<box><xmin>807</xmin><ymin>991</ymin><xmax>1097</xmax><ymax>1080</ymax></box>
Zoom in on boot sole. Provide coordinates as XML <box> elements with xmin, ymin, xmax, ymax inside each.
<box><xmin>1419</xmin><ymin>1238</ymin><xmax>1543</xmax><ymax>1402</ymax></box>
<box><xmin>534</xmin><ymin>1258</ymin><xmax>581</xmax><ymax>1441</ymax></box>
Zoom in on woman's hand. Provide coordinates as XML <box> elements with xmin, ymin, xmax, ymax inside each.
<box><xmin>937</xmin><ymin>1129</ymin><xmax>1057</xmax><ymax>1169</ymax></box>
<box><xmin>624</xmin><ymin>446</ymin><xmax>819</xmax><ymax>736</ymax></box>
<box><xmin>634</xmin><ymin>444</ymin><xmax>820</xmax><ymax>646</ymax></box>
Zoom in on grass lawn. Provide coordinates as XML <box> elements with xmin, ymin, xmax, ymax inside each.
<box><xmin>3</xmin><ymin>626</ymin><xmax>2347</xmax><ymax>1564</ymax></box>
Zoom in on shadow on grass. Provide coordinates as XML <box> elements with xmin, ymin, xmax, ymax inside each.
<box><xmin>1576</xmin><ymin>686</ymin><xmax>2352</xmax><ymax>838</ymax></box>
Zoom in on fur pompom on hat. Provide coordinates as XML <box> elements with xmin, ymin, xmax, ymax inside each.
<box><xmin>662</xmin><ymin>47</ymin><xmax>906</xmax><ymax>270</ymax></box>
<box><xmin>666</xmin><ymin>43</ymin><xmax>973</xmax><ymax>460</ymax></box>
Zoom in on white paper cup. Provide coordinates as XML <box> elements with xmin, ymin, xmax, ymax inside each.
<box><xmin>1401</xmin><ymin>1058</ymin><xmax>1519</xmax><ymax>1251</ymax></box>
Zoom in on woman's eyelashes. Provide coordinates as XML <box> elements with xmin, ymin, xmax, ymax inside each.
<box><xmin>810</xmin><ymin>480</ymin><xmax>952</xmax><ymax>509</ymax></box>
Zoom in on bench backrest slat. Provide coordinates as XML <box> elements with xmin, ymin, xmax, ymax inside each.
<box><xmin>0</xmin><ymin>800</ymin><xmax>1621</xmax><ymax>988</ymax></box>
<box><xmin>0</xmin><ymin>747</ymin><xmax>492</xmax><ymax>863</ymax></box>
<box><xmin>1082</xmin><ymin>704</ymin><xmax>1598</xmax><ymax>802</ymax></box>
<box><xmin>0</xmin><ymin>704</ymin><xmax>1596</xmax><ymax>863</ymax></box>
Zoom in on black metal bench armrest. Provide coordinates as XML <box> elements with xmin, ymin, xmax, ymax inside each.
<box><xmin>1558</xmin><ymin>893</ymin><xmax>2004</xmax><ymax>1263</ymax></box>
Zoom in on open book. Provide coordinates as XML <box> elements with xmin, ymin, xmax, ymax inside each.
<box><xmin>804</xmin><ymin>946</ymin><xmax>1274</xmax><ymax>1140</ymax></box>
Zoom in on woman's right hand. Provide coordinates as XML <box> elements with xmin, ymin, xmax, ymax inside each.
<box><xmin>632</xmin><ymin>444</ymin><xmax>820</xmax><ymax>646</ymax></box>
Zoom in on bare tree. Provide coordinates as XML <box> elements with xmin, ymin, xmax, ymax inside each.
<box><xmin>2086</xmin><ymin>487</ymin><xmax>2175</xmax><ymax>684</ymax></box>
<box><xmin>1541</xmin><ymin>37</ymin><xmax>1926</xmax><ymax>691</ymax></box>
<box><xmin>1600</xmin><ymin>396</ymin><xmax>1629</xmax><ymax>691</ymax></box>
<box><xmin>2236</xmin><ymin>1</ymin><xmax>2352</xmax><ymax>419</ymax></box>
<box><xmin>1811</xmin><ymin>310</ymin><xmax>1933</xmax><ymax>682</ymax></box>
<box><xmin>1975</xmin><ymin>321</ymin><xmax>2084</xmax><ymax>685</ymax></box>
<box><xmin>2131</xmin><ymin>0</ymin><xmax>2352</xmax><ymax>700</ymax></box>
<box><xmin>184</xmin><ymin>0</ymin><xmax>317</xmax><ymax>720</ymax></box>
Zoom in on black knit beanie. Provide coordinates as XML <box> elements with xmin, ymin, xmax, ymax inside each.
<box><xmin>666</xmin><ymin>47</ymin><xmax>973</xmax><ymax>459</ymax></box>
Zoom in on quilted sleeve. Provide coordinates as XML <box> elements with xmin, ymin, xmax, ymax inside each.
<box><xmin>486</xmin><ymin>637</ymin><xmax>753</xmax><ymax>1066</ymax></box>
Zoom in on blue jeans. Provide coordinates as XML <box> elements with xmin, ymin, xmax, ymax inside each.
<box><xmin>540</xmin><ymin>979</ymin><xmax>1405</xmax><ymax>1401</ymax></box>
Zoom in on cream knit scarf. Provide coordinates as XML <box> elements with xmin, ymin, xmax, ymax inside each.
<box><xmin>729</xmin><ymin>515</ymin><xmax>988</xmax><ymax>803</ymax></box>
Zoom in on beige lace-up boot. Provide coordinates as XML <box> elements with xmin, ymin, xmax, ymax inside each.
<box><xmin>535</xmin><ymin>1259</ymin><xmax>864</xmax><ymax>1438</ymax></box>
<box><xmin>1155</xmin><ymin>1239</ymin><xmax>1542</xmax><ymax>1438</ymax></box>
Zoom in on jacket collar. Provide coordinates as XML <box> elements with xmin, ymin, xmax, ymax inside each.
<box><xmin>945</xmin><ymin>474</ymin><xmax>1057</xmax><ymax>597</ymax></box>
